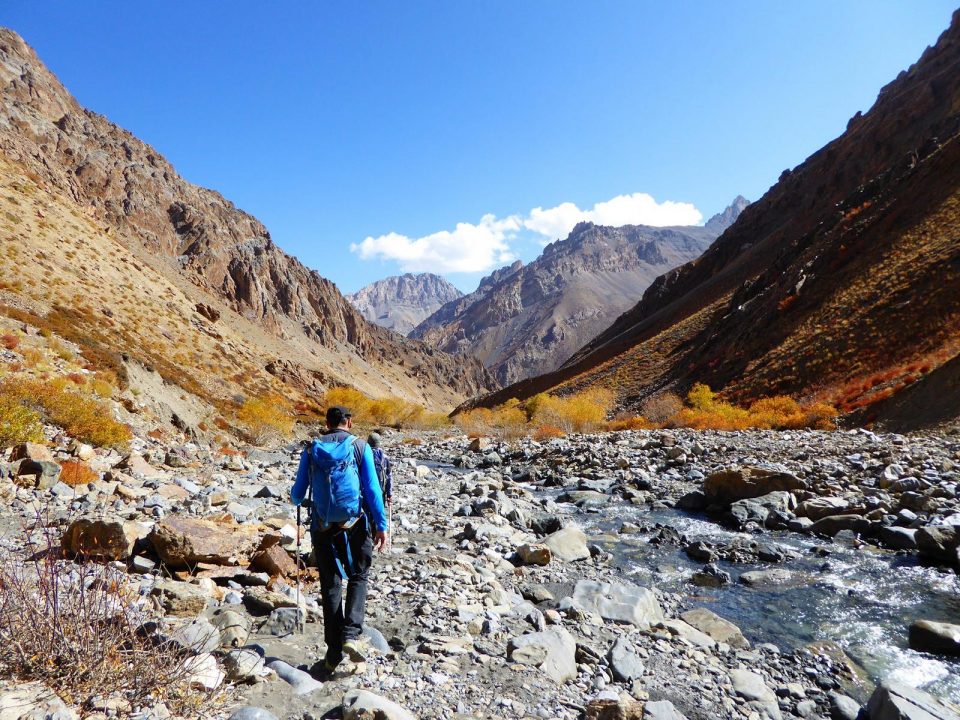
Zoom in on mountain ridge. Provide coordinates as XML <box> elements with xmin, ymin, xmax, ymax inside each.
<box><xmin>347</xmin><ymin>272</ymin><xmax>463</xmax><ymax>336</ymax></box>
<box><xmin>412</xmin><ymin>199</ymin><xmax>746</xmax><ymax>386</ymax></box>
<box><xmin>0</xmin><ymin>28</ymin><xmax>495</xmax><ymax>414</ymax></box>
<box><xmin>461</xmin><ymin>10</ymin><xmax>960</xmax><ymax>429</ymax></box>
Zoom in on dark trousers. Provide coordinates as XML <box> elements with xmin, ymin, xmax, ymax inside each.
<box><xmin>311</xmin><ymin>517</ymin><xmax>373</xmax><ymax>661</ymax></box>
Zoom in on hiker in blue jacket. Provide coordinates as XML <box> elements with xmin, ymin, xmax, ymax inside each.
<box><xmin>291</xmin><ymin>405</ymin><xmax>389</xmax><ymax>679</ymax></box>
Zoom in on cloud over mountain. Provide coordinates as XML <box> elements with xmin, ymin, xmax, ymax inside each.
<box><xmin>351</xmin><ymin>192</ymin><xmax>702</xmax><ymax>273</ymax></box>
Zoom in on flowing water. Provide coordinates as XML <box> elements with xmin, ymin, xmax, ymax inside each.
<box><xmin>579</xmin><ymin>503</ymin><xmax>960</xmax><ymax>702</ymax></box>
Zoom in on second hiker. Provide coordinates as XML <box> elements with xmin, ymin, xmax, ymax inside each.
<box><xmin>291</xmin><ymin>405</ymin><xmax>389</xmax><ymax>678</ymax></box>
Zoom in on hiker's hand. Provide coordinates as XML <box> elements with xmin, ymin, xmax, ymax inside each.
<box><xmin>386</xmin><ymin>497</ymin><xmax>392</xmax><ymax>506</ymax></box>
<box><xmin>374</xmin><ymin>531</ymin><xmax>388</xmax><ymax>551</ymax></box>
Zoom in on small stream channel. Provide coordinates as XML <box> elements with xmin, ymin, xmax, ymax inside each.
<box><xmin>581</xmin><ymin>503</ymin><xmax>960</xmax><ymax>702</ymax></box>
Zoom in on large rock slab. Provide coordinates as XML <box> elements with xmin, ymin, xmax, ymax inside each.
<box><xmin>149</xmin><ymin>579</ymin><xmax>209</xmax><ymax>616</ymax></box>
<box><xmin>148</xmin><ymin>515</ymin><xmax>260</xmax><ymax>568</ymax></box>
<box><xmin>644</xmin><ymin>700</ymin><xmax>688</xmax><ymax>720</ymax></box>
<box><xmin>507</xmin><ymin>627</ymin><xmax>577</xmax><ymax>683</ymax></box>
<box><xmin>704</xmin><ymin>466</ymin><xmax>805</xmax><ymax>504</ymax></box>
<box><xmin>915</xmin><ymin>524</ymin><xmax>960</xmax><ymax>568</ymax></box>
<box><xmin>571</xmin><ymin>579</ymin><xmax>663</xmax><ymax>628</ymax></box>
<box><xmin>61</xmin><ymin>518</ymin><xmax>147</xmax><ymax>560</ymax></box>
<box><xmin>608</xmin><ymin>636</ymin><xmax>645</xmax><ymax>682</ymax></box>
<box><xmin>796</xmin><ymin>496</ymin><xmax>853</xmax><ymax>520</ymax></box>
<box><xmin>909</xmin><ymin>620</ymin><xmax>960</xmax><ymax>657</ymax></box>
<box><xmin>865</xmin><ymin>679</ymin><xmax>960</xmax><ymax>719</ymax></box>
<box><xmin>729</xmin><ymin>668</ymin><xmax>776</xmax><ymax>702</ymax></box>
<box><xmin>343</xmin><ymin>690</ymin><xmax>416</xmax><ymax>720</ymax></box>
<box><xmin>809</xmin><ymin>514</ymin><xmax>873</xmax><ymax>538</ymax></box>
<box><xmin>543</xmin><ymin>525</ymin><xmax>590</xmax><ymax>561</ymax></box>
<box><xmin>0</xmin><ymin>681</ymin><xmax>78</xmax><ymax>720</ymax></box>
<box><xmin>266</xmin><ymin>660</ymin><xmax>323</xmax><ymax>695</ymax></box>
<box><xmin>680</xmin><ymin>607</ymin><xmax>750</xmax><ymax>649</ymax></box>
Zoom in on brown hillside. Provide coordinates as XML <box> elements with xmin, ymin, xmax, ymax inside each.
<box><xmin>0</xmin><ymin>29</ymin><xmax>495</xmax><ymax>414</ymax></box>
<box><xmin>465</xmin><ymin>10</ymin><xmax>960</xmax><ymax>427</ymax></box>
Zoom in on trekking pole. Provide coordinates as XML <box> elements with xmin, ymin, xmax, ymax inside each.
<box><xmin>388</xmin><ymin>500</ymin><xmax>393</xmax><ymax>553</ymax></box>
<box><xmin>295</xmin><ymin>503</ymin><xmax>304</xmax><ymax>634</ymax></box>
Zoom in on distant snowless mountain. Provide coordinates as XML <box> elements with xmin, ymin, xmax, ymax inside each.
<box><xmin>408</xmin><ymin>198</ymin><xmax>748</xmax><ymax>385</ymax></box>
<box><xmin>348</xmin><ymin>273</ymin><xmax>464</xmax><ymax>336</ymax></box>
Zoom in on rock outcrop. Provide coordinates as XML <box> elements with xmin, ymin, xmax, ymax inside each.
<box><xmin>348</xmin><ymin>273</ymin><xmax>463</xmax><ymax>336</ymax></box>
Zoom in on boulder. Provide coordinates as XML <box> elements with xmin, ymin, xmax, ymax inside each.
<box><xmin>149</xmin><ymin>579</ymin><xmax>209</xmax><ymax>616</ymax></box>
<box><xmin>729</xmin><ymin>668</ymin><xmax>776</xmax><ymax>703</ymax></box>
<box><xmin>728</xmin><ymin>491</ymin><xmax>795</xmax><ymax>528</ymax></box>
<box><xmin>680</xmin><ymin>607</ymin><xmax>750</xmax><ymax>649</ymax></box>
<box><xmin>507</xmin><ymin>627</ymin><xmax>577</xmax><ymax>683</ymax></box>
<box><xmin>468</xmin><ymin>437</ymin><xmax>492</xmax><ymax>453</ymax></box>
<box><xmin>915</xmin><ymin>524</ymin><xmax>960</xmax><ymax>567</ymax></box>
<box><xmin>543</xmin><ymin>525</ymin><xmax>590</xmax><ymax>561</ymax></box>
<box><xmin>828</xmin><ymin>692</ymin><xmax>861</xmax><ymax>720</ymax></box>
<box><xmin>261</xmin><ymin>607</ymin><xmax>305</xmax><ymax>636</ymax></box>
<box><xmin>865</xmin><ymin>679</ymin><xmax>960</xmax><ymax>720</ymax></box>
<box><xmin>703</xmin><ymin>466</ymin><xmax>805</xmax><ymax>504</ymax></box>
<box><xmin>877</xmin><ymin>526</ymin><xmax>918</xmax><ymax>550</ymax></box>
<box><xmin>249</xmin><ymin>543</ymin><xmax>297</xmax><ymax>577</ymax></box>
<box><xmin>343</xmin><ymin>690</ymin><xmax>416</xmax><ymax>720</ymax></box>
<box><xmin>516</xmin><ymin>543</ymin><xmax>552</xmax><ymax>566</ymax></box>
<box><xmin>644</xmin><ymin>700</ymin><xmax>689</xmax><ymax>720</ymax></box>
<box><xmin>266</xmin><ymin>660</ymin><xmax>323</xmax><ymax>695</ymax></box>
<box><xmin>148</xmin><ymin>516</ymin><xmax>260</xmax><ymax>568</ymax></box>
<box><xmin>9</xmin><ymin>443</ymin><xmax>53</xmax><ymax>462</ymax></box>
<box><xmin>15</xmin><ymin>459</ymin><xmax>61</xmax><ymax>489</ymax></box>
<box><xmin>182</xmin><ymin>653</ymin><xmax>224</xmax><ymax>690</ymax></box>
<box><xmin>739</xmin><ymin>569</ymin><xmax>806</xmax><ymax>589</ymax></box>
<box><xmin>583</xmin><ymin>691</ymin><xmax>645</xmax><ymax>720</ymax></box>
<box><xmin>212</xmin><ymin>608</ymin><xmax>251</xmax><ymax>648</ymax></box>
<box><xmin>908</xmin><ymin>620</ymin><xmax>960</xmax><ymax>657</ymax></box>
<box><xmin>0</xmin><ymin>681</ymin><xmax>78</xmax><ymax>720</ymax></box>
<box><xmin>223</xmin><ymin>649</ymin><xmax>265</xmax><ymax>682</ymax></box>
<box><xmin>571</xmin><ymin>579</ymin><xmax>663</xmax><ymax>628</ymax></box>
<box><xmin>796</xmin><ymin>496</ymin><xmax>852</xmax><ymax>520</ymax></box>
<box><xmin>657</xmin><ymin>619</ymin><xmax>716</xmax><ymax>649</ymax></box>
<box><xmin>608</xmin><ymin>636</ymin><xmax>645</xmax><ymax>682</ymax></box>
<box><xmin>170</xmin><ymin>618</ymin><xmax>220</xmax><ymax>653</ymax></box>
<box><xmin>61</xmin><ymin>518</ymin><xmax>147</xmax><ymax>560</ymax></box>
<box><xmin>808</xmin><ymin>514</ymin><xmax>873</xmax><ymax>538</ymax></box>
<box><xmin>228</xmin><ymin>708</ymin><xmax>278</xmax><ymax>720</ymax></box>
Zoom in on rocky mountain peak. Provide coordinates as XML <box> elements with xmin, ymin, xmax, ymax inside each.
<box><xmin>705</xmin><ymin>195</ymin><xmax>751</xmax><ymax>233</ymax></box>
<box><xmin>348</xmin><ymin>273</ymin><xmax>464</xmax><ymax>336</ymax></box>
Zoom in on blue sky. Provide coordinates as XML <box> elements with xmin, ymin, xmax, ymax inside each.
<box><xmin>2</xmin><ymin>2</ymin><xmax>955</xmax><ymax>293</ymax></box>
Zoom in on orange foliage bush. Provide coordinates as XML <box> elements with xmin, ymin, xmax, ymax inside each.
<box><xmin>533</xmin><ymin>425</ymin><xmax>566</xmax><ymax>441</ymax></box>
<box><xmin>1</xmin><ymin>333</ymin><xmax>18</xmax><ymax>350</ymax></box>
<box><xmin>60</xmin><ymin>460</ymin><xmax>98</xmax><ymax>487</ymax></box>
<box><xmin>639</xmin><ymin>392</ymin><xmax>683</xmax><ymax>424</ymax></box>
<box><xmin>605</xmin><ymin>415</ymin><xmax>657</xmax><ymax>431</ymax></box>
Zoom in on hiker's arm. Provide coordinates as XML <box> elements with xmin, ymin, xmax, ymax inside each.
<box><xmin>290</xmin><ymin>449</ymin><xmax>309</xmax><ymax>506</ymax></box>
<box><xmin>359</xmin><ymin>444</ymin><xmax>388</xmax><ymax>532</ymax></box>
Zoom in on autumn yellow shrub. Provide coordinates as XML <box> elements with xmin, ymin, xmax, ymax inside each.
<box><xmin>1</xmin><ymin>378</ymin><xmax>131</xmax><ymax>448</ymax></box>
<box><xmin>490</xmin><ymin>402</ymin><xmax>528</xmax><ymax>439</ymax></box>
<box><xmin>533</xmin><ymin>424</ymin><xmax>566</xmax><ymax>441</ymax></box>
<box><xmin>60</xmin><ymin>460</ymin><xmax>98</xmax><ymax>487</ymax></box>
<box><xmin>0</xmin><ymin>395</ymin><xmax>44</xmax><ymax>446</ymax></box>
<box><xmin>639</xmin><ymin>392</ymin><xmax>684</xmax><ymax>424</ymax></box>
<box><xmin>800</xmin><ymin>402</ymin><xmax>839</xmax><ymax>430</ymax></box>
<box><xmin>454</xmin><ymin>407</ymin><xmax>495</xmax><ymax>436</ymax></box>
<box><xmin>527</xmin><ymin>388</ymin><xmax>614</xmax><ymax>433</ymax></box>
<box><xmin>748</xmin><ymin>396</ymin><xmax>804</xmax><ymax>429</ymax></box>
<box><xmin>605</xmin><ymin>414</ymin><xmax>657</xmax><ymax>431</ymax></box>
<box><xmin>237</xmin><ymin>396</ymin><xmax>294</xmax><ymax>444</ymax></box>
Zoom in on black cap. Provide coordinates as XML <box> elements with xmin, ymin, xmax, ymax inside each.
<box><xmin>326</xmin><ymin>405</ymin><xmax>351</xmax><ymax>427</ymax></box>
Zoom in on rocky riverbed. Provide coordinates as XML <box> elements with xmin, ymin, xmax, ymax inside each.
<box><xmin>1</xmin><ymin>427</ymin><xmax>959</xmax><ymax>720</ymax></box>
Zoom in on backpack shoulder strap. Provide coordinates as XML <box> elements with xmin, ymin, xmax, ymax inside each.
<box><xmin>353</xmin><ymin>437</ymin><xmax>366</xmax><ymax>469</ymax></box>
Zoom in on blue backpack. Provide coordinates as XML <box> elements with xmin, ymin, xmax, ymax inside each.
<box><xmin>308</xmin><ymin>435</ymin><xmax>362</xmax><ymax>526</ymax></box>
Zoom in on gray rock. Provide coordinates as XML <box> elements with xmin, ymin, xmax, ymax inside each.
<box><xmin>266</xmin><ymin>659</ymin><xmax>323</xmax><ymax>695</ymax></box>
<box><xmin>507</xmin><ymin>627</ymin><xmax>577</xmax><ymax>683</ymax></box>
<box><xmin>212</xmin><ymin>609</ymin><xmax>251</xmax><ymax>648</ymax></box>
<box><xmin>680</xmin><ymin>607</ymin><xmax>750</xmax><ymax>649</ymax></box>
<box><xmin>739</xmin><ymin>569</ymin><xmax>806</xmax><ymax>589</ymax></box>
<box><xmin>170</xmin><ymin>618</ymin><xmax>220</xmax><ymax>653</ymax></box>
<box><xmin>729</xmin><ymin>668</ymin><xmax>776</xmax><ymax>702</ymax></box>
<box><xmin>866</xmin><ymin>679</ymin><xmax>960</xmax><ymax>719</ymax></box>
<box><xmin>543</xmin><ymin>525</ymin><xmax>590</xmax><ymax>561</ymax></box>
<box><xmin>223</xmin><ymin>649</ymin><xmax>264</xmax><ymax>682</ymax></box>
<box><xmin>878</xmin><ymin>526</ymin><xmax>918</xmax><ymax>550</ymax></box>
<box><xmin>644</xmin><ymin>700</ymin><xmax>688</xmax><ymax>720</ymax></box>
<box><xmin>828</xmin><ymin>692</ymin><xmax>861</xmax><ymax>720</ymax></box>
<box><xmin>260</xmin><ymin>607</ymin><xmax>305</xmax><ymax>637</ymax></box>
<box><xmin>363</xmin><ymin>625</ymin><xmax>392</xmax><ymax>653</ymax></box>
<box><xmin>608</xmin><ymin>636</ymin><xmax>645</xmax><ymax>682</ymax></box>
<box><xmin>916</xmin><ymin>524</ymin><xmax>960</xmax><ymax>568</ymax></box>
<box><xmin>343</xmin><ymin>690</ymin><xmax>416</xmax><ymax>720</ymax></box>
<box><xmin>228</xmin><ymin>709</ymin><xmax>279</xmax><ymax>720</ymax></box>
<box><xmin>571</xmin><ymin>579</ymin><xmax>663</xmax><ymax>628</ymax></box>
<box><xmin>809</xmin><ymin>515</ymin><xmax>873</xmax><ymax>537</ymax></box>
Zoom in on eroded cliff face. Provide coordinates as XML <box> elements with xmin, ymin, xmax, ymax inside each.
<box><xmin>411</xmin><ymin>213</ymin><xmax>736</xmax><ymax>386</ymax></box>
<box><xmin>0</xmin><ymin>28</ymin><xmax>495</xmax><ymax>407</ymax></box>
<box><xmin>348</xmin><ymin>273</ymin><xmax>463</xmax><ymax>336</ymax></box>
<box><xmin>465</xmin><ymin>10</ymin><xmax>960</xmax><ymax>428</ymax></box>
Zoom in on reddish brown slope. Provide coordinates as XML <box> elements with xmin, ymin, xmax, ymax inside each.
<box><xmin>465</xmin><ymin>10</ymin><xmax>960</xmax><ymax>426</ymax></box>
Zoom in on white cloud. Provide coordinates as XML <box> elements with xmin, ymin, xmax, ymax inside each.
<box><xmin>350</xmin><ymin>213</ymin><xmax>519</xmax><ymax>273</ymax></box>
<box><xmin>351</xmin><ymin>192</ymin><xmax>701</xmax><ymax>272</ymax></box>
<box><xmin>525</xmin><ymin>193</ymin><xmax>702</xmax><ymax>243</ymax></box>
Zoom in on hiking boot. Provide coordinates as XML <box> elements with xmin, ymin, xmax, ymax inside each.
<box><xmin>342</xmin><ymin>637</ymin><xmax>367</xmax><ymax>662</ymax></box>
<box><xmin>308</xmin><ymin>655</ymin><xmax>341</xmax><ymax>680</ymax></box>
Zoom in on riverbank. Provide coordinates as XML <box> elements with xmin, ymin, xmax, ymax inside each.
<box><xmin>1</xmin><ymin>427</ymin><xmax>958</xmax><ymax>719</ymax></box>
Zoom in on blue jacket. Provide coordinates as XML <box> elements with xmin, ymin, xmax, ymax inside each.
<box><xmin>291</xmin><ymin>430</ymin><xmax>388</xmax><ymax>532</ymax></box>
